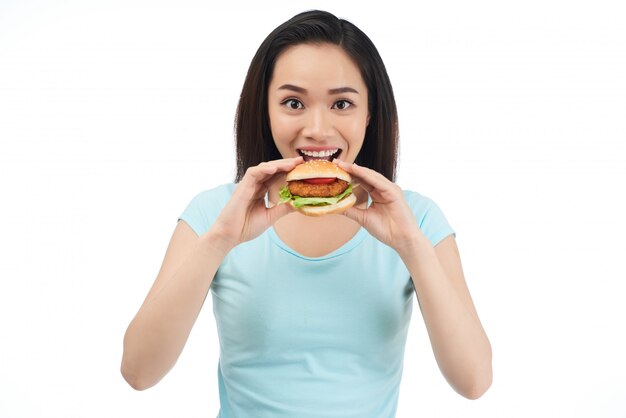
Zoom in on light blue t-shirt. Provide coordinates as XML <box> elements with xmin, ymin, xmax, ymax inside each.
<box><xmin>179</xmin><ymin>184</ymin><xmax>455</xmax><ymax>418</ymax></box>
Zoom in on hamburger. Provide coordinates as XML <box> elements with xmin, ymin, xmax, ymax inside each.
<box><xmin>279</xmin><ymin>160</ymin><xmax>356</xmax><ymax>216</ymax></box>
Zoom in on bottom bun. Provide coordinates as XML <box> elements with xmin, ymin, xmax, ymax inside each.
<box><xmin>291</xmin><ymin>193</ymin><xmax>357</xmax><ymax>217</ymax></box>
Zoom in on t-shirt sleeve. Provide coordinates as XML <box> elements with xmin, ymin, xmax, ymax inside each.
<box><xmin>404</xmin><ymin>190</ymin><xmax>456</xmax><ymax>246</ymax></box>
<box><xmin>178</xmin><ymin>184</ymin><xmax>235</xmax><ymax>236</ymax></box>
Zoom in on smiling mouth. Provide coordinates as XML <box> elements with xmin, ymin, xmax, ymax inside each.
<box><xmin>298</xmin><ymin>148</ymin><xmax>341</xmax><ymax>162</ymax></box>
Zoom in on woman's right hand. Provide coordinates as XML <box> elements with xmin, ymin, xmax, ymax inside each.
<box><xmin>211</xmin><ymin>156</ymin><xmax>303</xmax><ymax>249</ymax></box>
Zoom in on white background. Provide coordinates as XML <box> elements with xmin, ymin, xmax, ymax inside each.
<box><xmin>1</xmin><ymin>0</ymin><xmax>625</xmax><ymax>417</ymax></box>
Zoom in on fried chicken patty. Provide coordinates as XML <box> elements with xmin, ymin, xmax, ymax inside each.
<box><xmin>288</xmin><ymin>179</ymin><xmax>349</xmax><ymax>198</ymax></box>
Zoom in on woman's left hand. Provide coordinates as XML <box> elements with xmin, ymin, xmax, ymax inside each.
<box><xmin>334</xmin><ymin>159</ymin><xmax>423</xmax><ymax>254</ymax></box>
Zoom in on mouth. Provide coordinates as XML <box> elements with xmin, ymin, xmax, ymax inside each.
<box><xmin>297</xmin><ymin>148</ymin><xmax>342</xmax><ymax>162</ymax></box>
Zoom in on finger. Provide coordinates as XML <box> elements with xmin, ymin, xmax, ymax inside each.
<box><xmin>262</xmin><ymin>169</ymin><xmax>293</xmax><ymax>194</ymax></box>
<box><xmin>242</xmin><ymin>164</ymin><xmax>276</xmax><ymax>186</ymax></box>
<box><xmin>351</xmin><ymin>178</ymin><xmax>374</xmax><ymax>195</ymax></box>
<box><xmin>262</xmin><ymin>157</ymin><xmax>308</xmax><ymax>191</ymax></box>
<box><xmin>333</xmin><ymin>159</ymin><xmax>381</xmax><ymax>195</ymax></box>
<box><xmin>266</xmin><ymin>157</ymin><xmax>304</xmax><ymax>175</ymax></box>
<box><xmin>265</xmin><ymin>156</ymin><xmax>305</xmax><ymax>172</ymax></box>
<box><xmin>266</xmin><ymin>199</ymin><xmax>295</xmax><ymax>223</ymax></box>
<box><xmin>240</xmin><ymin>157</ymin><xmax>304</xmax><ymax>193</ymax></box>
<box><xmin>336</xmin><ymin>159</ymin><xmax>393</xmax><ymax>191</ymax></box>
<box><xmin>341</xmin><ymin>205</ymin><xmax>367</xmax><ymax>226</ymax></box>
<box><xmin>331</xmin><ymin>159</ymin><xmax>370</xmax><ymax>192</ymax></box>
<box><xmin>336</xmin><ymin>159</ymin><xmax>403</xmax><ymax>203</ymax></box>
<box><xmin>246</xmin><ymin>156</ymin><xmax>303</xmax><ymax>179</ymax></box>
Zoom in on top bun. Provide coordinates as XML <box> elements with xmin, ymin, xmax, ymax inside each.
<box><xmin>286</xmin><ymin>160</ymin><xmax>351</xmax><ymax>182</ymax></box>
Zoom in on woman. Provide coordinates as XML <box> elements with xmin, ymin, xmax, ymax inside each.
<box><xmin>121</xmin><ymin>10</ymin><xmax>492</xmax><ymax>417</ymax></box>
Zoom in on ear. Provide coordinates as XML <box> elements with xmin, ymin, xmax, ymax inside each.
<box><xmin>366</xmin><ymin>113</ymin><xmax>371</xmax><ymax>126</ymax></box>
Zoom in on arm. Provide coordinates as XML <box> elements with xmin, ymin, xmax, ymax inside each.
<box><xmin>121</xmin><ymin>157</ymin><xmax>303</xmax><ymax>390</ymax></box>
<box><xmin>121</xmin><ymin>221</ymin><xmax>231</xmax><ymax>390</ymax></box>
<box><xmin>334</xmin><ymin>160</ymin><xmax>492</xmax><ymax>399</ymax></box>
<box><xmin>398</xmin><ymin>234</ymin><xmax>492</xmax><ymax>399</ymax></box>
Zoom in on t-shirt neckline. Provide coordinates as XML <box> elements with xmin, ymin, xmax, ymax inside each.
<box><xmin>264</xmin><ymin>190</ymin><xmax>371</xmax><ymax>261</ymax></box>
<box><xmin>268</xmin><ymin>226</ymin><xmax>368</xmax><ymax>261</ymax></box>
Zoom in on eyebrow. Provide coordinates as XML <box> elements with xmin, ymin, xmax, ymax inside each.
<box><xmin>277</xmin><ymin>84</ymin><xmax>359</xmax><ymax>95</ymax></box>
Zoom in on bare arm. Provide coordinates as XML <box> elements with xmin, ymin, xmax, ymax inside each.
<box><xmin>334</xmin><ymin>159</ymin><xmax>492</xmax><ymax>399</ymax></box>
<box><xmin>121</xmin><ymin>221</ymin><xmax>231</xmax><ymax>390</ymax></box>
<box><xmin>399</xmin><ymin>235</ymin><xmax>492</xmax><ymax>399</ymax></box>
<box><xmin>121</xmin><ymin>157</ymin><xmax>303</xmax><ymax>390</ymax></box>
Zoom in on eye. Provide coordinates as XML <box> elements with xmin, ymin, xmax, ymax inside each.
<box><xmin>282</xmin><ymin>98</ymin><xmax>304</xmax><ymax>110</ymax></box>
<box><xmin>332</xmin><ymin>100</ymin><xmax>353</xmax><ymax>110</ymax></box>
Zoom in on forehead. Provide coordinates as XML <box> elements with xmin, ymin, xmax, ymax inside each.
<box><xmin>270</xmin><ymin>43</ymin><xmax>366</xmax><ymax>90</ymax></box>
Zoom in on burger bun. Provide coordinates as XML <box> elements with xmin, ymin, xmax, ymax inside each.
<box><xmin>290</xmin><ymin>193</ymin><xmax>357</xmax><ymax>217</ymax></box>
<box><xmin>286</xmin><ymin>160</ymin><xmax>351</xmax><ymax>182</ymax></box>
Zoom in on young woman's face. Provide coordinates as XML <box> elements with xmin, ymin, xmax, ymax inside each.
<box><xmin>267</xmin><ymin>43</ymin><xmax>369</xmax><ymax>164</ymax></box>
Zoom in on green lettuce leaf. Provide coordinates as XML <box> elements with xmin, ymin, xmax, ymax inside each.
<box><xmin>278</xmin><ymin>184</ymin><xmax>353</xmax><ymax>208</ymax></box>
<box><xmin>279</xmin><ymin>186</ymin><xmax>293</xmax><ymax>204</ymax></box>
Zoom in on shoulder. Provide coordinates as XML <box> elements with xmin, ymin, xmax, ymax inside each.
<box><xmin>188</xmin><ymin>183</ymin><xmax>236</xmax><ymax>208</ymax></box>
<box><xmin>402</xmin><ymin>189</ymin><xmax>456</xmax><ymax>246</ymax></box>
<box><xmin>178</xmin><ymin>183</ymin><xmax>236</xmax><ymax>236</ymax></box>
<box><xmin>402</xmin><ymin>189</ymin><xmax>443</xmax><ymax>220</ymax></box>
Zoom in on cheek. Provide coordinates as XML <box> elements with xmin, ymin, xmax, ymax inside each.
<box><xmin>268</xmin><ymin>105</ymin><xmax>284</xmax><ymax>139</ymax></box>
<box><xmin>343</xmin><ymin>116</ymin><xmax>368</xmax><ymax>145</ymax></box>
<box><xmin>269</xmin><ymin>112</ymin><xmax>296</xmax><ymax>144</ymax></box>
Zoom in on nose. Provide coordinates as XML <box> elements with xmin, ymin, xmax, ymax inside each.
<box><xmin>303</xmin><ymin>106</ymin><xmax>333</xmax><ymax>141</ymax></box>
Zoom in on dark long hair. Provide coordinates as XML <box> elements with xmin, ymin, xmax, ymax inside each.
<box><xmin>234</xmin><ymin>10</ymin><xmax>399</xmax><ymax>182</ymax></box>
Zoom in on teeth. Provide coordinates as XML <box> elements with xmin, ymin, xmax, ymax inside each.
<box><xmin>300</xmin><ymin>149</ymin><xmax>338</xmax><ymax>157</ymax></box>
